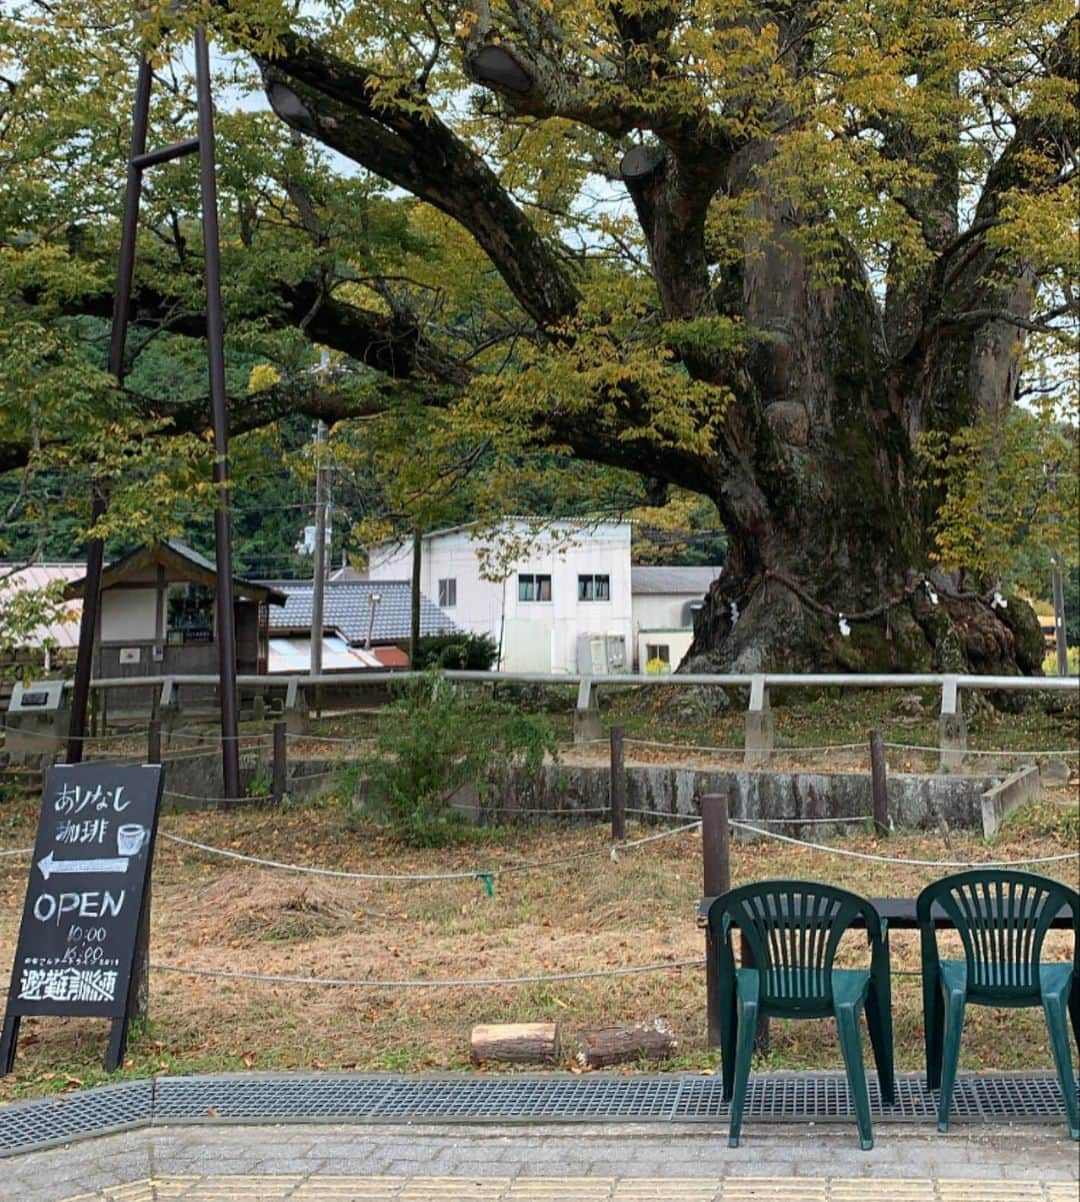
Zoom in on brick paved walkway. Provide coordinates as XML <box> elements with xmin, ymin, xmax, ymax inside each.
<box><xmin>3</xmin><ymin>1122</ymin><xmax>1075</xmax><ymax>1202</ymax></box>
<box><xmin>56</xmin><ymin>1179</ymin><xmax>1080</xmax><ymax>1201</ymax></box>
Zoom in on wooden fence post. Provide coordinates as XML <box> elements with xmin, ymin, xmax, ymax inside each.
<box><xmin>272</xmin><ymin>720</ymin><xmax>287</xmax><ymax>803</ymax></box>
<box><xmin>702</xmin><ymin>792</ymin><xmax>731</xmax><ymax>1048</ymax></box>
<box><xmin>610</xmin><ymin>725</ymin><xmax>626</xmax><ymax>841</ymax></box>
<box><xmin>869</xmin><ymin>729</ymin><xmax>888</xmax><ymax>835</ymax></box>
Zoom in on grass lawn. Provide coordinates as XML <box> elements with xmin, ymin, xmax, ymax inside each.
<box><xmin>0</xmin><ymin>790</ymin><xmax>1075</xmax><ymax>1103</ymax></box>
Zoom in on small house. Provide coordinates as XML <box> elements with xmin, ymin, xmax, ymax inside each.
<box><xmin>262</xmin><ymin>579</ymin><xmax>458</xmax><ymax>671</ymax></box>
<box><xmin>64</xmin><ymin>540</ymin><xmax>286</xmax><ymax>679</ymax></box>
<box><xmin>630</xmin><ymin>566</ymin><xmax>722</xmax><ymax>671</ymax></box>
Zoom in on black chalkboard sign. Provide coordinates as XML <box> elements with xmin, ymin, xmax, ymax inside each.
<box><xmin>1</xmin><ymin>762</ymin><xmax>164</xmax><ymax>1072</ymax></box>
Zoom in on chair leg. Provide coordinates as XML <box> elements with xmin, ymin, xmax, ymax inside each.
<box><xmin>1042</xmin><ymin>988</ymin><xmax>1080</xmax><ymax>1141</ymax></box>
<box><xmin>866</xmin><ymin>982</ymin><xmax>895</xmax><ymax>1106</ymax></box>
<box><xmin>1069</xmin><ymin>979</ymin><xmax>1079</xmax><ymax>1055</ymax></box>
<box><xmin>835</xmin><ymin>1002</ymin><xmax>874</xmax><ymax>1151</ymax></box>
<box><xmin>924</xmin><ymin>972</ymin><xmax>944</xmax><ymax>1091</ymax></box>
<box><xmin>728</xmin><ymin>998</ymin><xmax>758</xmax><ymax>1149</ymax></box>
<box><xmin>721</xmin><ymin>987</ymin><xmax>738</xmax><ymax>1104</ymax></box>
<box><xmin>936</xmin><ymin>985</ymin><xmax>967</xmax><ymax>1134</ymax></box>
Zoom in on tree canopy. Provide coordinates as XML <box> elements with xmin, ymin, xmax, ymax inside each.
<box><xmin>0</xmin><ymin>0</ymin><xmax>1076</xmax><ymax>670</ymax></box>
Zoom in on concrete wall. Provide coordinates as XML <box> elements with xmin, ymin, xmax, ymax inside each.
<box><xmin>636</xmin><ymin>629</ymin><xmax>695</xmax><ymax>673</ymax></box>
<box><xmin>473</xmin><ymin>765</ymin><xmax>1001</xmax><ymax>834</ymax></box>
<box><xmin>980</xmin><ymin>764</ymin><xmax>1041</xmax><ymax>838</ymax></box>
<box><xmin>632</xmin><ymin>594</ymin><xmax>695</xmax><ymax>632</ymax></box>
<box><xmin>152</xmin><ymin>748</ymin><xmax>337</xmax><ymax>809</ymax></box>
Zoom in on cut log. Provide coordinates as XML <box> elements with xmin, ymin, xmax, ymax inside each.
<box><xmin>470</xmin><ymin>1022</ymin><xmax>560</xmax><ymax>1064</ymax></box>
<box><xmin>577</xmin><ymin>1020</ymin><xmax>677</xmax><ymax>1069</ymax></box>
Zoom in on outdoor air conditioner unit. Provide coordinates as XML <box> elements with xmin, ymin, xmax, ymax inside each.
<box><xmin>576</xmin><ymin>634</ymin><xmax>628</xmax><ymax>675</ymax></box>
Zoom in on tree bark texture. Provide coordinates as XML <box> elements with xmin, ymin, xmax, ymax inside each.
<box><xmin>577</xmin><ymin>1021</ymin><xmax>677</xmax><ymax>1068</ymax></box>
<box><xmin>470</xmin><ymin>1023</ymin><xmax>561</xmax><ymax>1064</ymax></box>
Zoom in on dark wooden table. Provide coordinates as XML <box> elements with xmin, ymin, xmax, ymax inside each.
<box><xmin>696</xmin><ymin>897</ymin><xmax>1076</xmax><ymax>929</ymax></box>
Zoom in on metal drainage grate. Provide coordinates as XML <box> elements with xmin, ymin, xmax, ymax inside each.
<box><xmin>671</xmin><ymin>1074</ymin><xmax>1070</xmax><ymax>1122</ymax></box>
<box><xmin>0</xmin><ymin>1079</ymin><xmax>151</xmax><ymax>1157</ymax></box>
<box><xmin>152</xmin><ymin>1074</ymin><xmax>688</xmax><ymax>1123</ymax></box>
<box><xmin>0</xmin><ymin>1072</ymin><xmax>1073</xmax><ymax>1158</ymax></box>
<box><xmin>152</xmin><ymin>1072</ymin><xmax>1072</xmax><ymax>1126</ymax></box>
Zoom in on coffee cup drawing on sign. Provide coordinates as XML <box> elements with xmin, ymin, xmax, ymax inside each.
<box><xmin>117</xmin><ymin>824</ymin><xmax>147</xmax><ymax>857</ymax></box>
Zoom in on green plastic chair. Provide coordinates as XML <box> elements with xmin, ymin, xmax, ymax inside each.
<box><xmin>707</xmin><ymin>880</ymin><xmax>895</xmax><ymax>1150</ymax></box>
<box><xmin>917</xmin><ymin>869</ymin><xmax>1079</xmax><ymax>1139</ymax></box>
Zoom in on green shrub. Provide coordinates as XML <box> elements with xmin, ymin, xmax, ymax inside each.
<box><xmin>360</xmin><ymin>672</ymin><xmax>556</xmax><ymax>845</ymax></box>
<box><xmin>412</xmin><ymin>632</ymin><xmax>498</xmax><ymax>671</ymax></box>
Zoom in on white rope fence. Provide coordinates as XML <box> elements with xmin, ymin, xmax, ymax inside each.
<box><xmin>626</xmin><ymin>738</ymin><xmax>868</xmax><ymax>755</ymax></box>
<box><xmin>160</xmin><ymin>818</ymin><xmax>703</xmax><ymax>884</ymax></box>
<box><xmin>151</xmin><ymin>957</ymin><xmax>705</xmax><ymax>989</ymax></box>
<box><xmin>884</xmin><ymin>742</ymin><xmax>1079</xmax><ymax>757</ymax></box>
<box><xmin>729</xmin><ymin>820</ymin><xmax>1080</xmax><ymax>868</ymax></box>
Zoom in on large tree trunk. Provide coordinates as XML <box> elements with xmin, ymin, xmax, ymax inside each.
<box><xmin>683</xmin><ymin>218</ymin><xmax>1045</xmax><ymax>675</ymax></box>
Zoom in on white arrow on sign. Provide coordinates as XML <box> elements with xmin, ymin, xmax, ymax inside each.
<box><xmin>37</xmin><ymin>851</ymin><xmax>129</xmax><ymax>880</ymax></box>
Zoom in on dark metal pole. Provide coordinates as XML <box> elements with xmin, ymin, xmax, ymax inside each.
<box><xmin>869</xmin><ymin>729</ymin><xmax>889</xmax><ymax>835</ymax></box>
<box><xmin>109</xmin><ymin>58</ymin><xmax>153</xmax><ymax>383</ymax></box>
<box><xmin>310</xmin><ymin>421</ymin><xmax>328</xmax><ymax>676</ymax></box>
<box><xmin>609</xmin><ymin>726</ymin><xmax>626</xmax><ymax>841</ymax></box>
<box><xmin>1051</xmin><ymin>559</ymin><xmax>1068</xmax><ymax>676</ymax></box>
<box><xmin>133</xmin><ymin>714</ymin><xmax>162</xmax><ymax>1023</ymax></box>
<box><xmin>702</xmin><ymin>792</ymin><xmax>730</xmax><ymax>1048</ymax></box>
<box><xmin>68</xmin><ymin>58</ymin><xmax>155</xmax><ymax>763</ymax></box>
<box><xmin>410</xmin><ymin>527</ymin><xmax>422</xmax><ymax>664</ymax></box>
<box><xmin>67</xmin><ymin>484</ymin><xmax>108</xmax><ymax>764</ymax></box>
<box><xmin>147</xmin><ymin>717</ymin><xmax>162</xmax><ymax>766</ymax></box>
<box><xmin>194</xmin><ymin>26</ymin><xmax>240</xmax><ymax>801</ymax></box>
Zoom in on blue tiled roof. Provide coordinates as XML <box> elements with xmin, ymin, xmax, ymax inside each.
<box><xmin>259</xmin><ymin>580</ymin><xmax>458</xmax><ymax>645</ymax></box>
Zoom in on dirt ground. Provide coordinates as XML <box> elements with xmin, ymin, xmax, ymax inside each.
<box><xmin>0</xmin><ymin>787</ymin><xmax>1076</xmax><ymax>1102</ymax></box>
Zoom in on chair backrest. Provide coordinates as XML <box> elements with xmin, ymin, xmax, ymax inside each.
<box><xmin>916</xmin><ymin>870</ymin><xmax>1079</xmax><ymax>1001</ymax></box>
<box><xmin>707</xmin><ymin>880</ymin><xmax>879</xmax><ymax>1011</ymax></box>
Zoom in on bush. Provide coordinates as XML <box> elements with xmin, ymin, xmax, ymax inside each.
<box><xmin>360</xmin><ymin>672</ymin><xmax>556</xmax><ymax>845</ymax></box>
<box><xmin>412</xmin><ymin>632</ymin><xmax>498</xmax><ymax>671</ymax></box>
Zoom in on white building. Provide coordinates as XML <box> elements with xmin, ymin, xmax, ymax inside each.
<box><xmin>369</xmin><ymin>521</ymin><xmax>722</xmax><ymax>673</ymax></box>
<box><xmin>369</xmin><ymin>521</ymin><xmax>633</xmax><ymax>673</ymax></box>
<box><xmin>630</xmin><ymin>565</ymin><xmax>722</xmax><ymax>672</ymax></box>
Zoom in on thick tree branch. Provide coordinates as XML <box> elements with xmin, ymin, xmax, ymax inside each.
<box><xmin>898</xmin><ymin>15</ymin><xmax>1078</xmax><ymax>433</ymax></box>
<box><xmin>258</xmin><ymin>35</ymin><xmax>581</xmax><ymax>331</ymax></box>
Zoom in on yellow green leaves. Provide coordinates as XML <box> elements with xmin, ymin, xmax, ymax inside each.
<box><xmin>247</xmin><ymin>363</ymin><xmax>283</xmax><ymax>394</ymax></box>
<box><xmin>917</xmin><ymin>407</ymin><xmax>1079</xmax><ymax>590</ymax></box>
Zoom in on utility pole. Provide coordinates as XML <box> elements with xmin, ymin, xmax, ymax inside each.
<box><xmin>195</xmin><ymin>27</ymin><xmax>241</xmax><ymax>802</ymax></box>
<box><xmin>310</xmin><ymin>421</ymin><xmax>329</xmax><ymax>677</ymax></box>
<box><xmin>1051</xmin><ymin>558</ymin><xmax>1068</xmax><ymax>676</ymax></box>
<box><xmin>410</xmin><ymin>527</ymin><xmax>422</xmax><ymax>665</ymax></box>
<box><xmin>1045</xmin><ymin>463</ymin><xmax>1069</xmax><ymax>677</ymax></box>
<box><xmin>71</xmin><ymin>31</ymin><xmax>241</xmax><ymax>798</ymax></box>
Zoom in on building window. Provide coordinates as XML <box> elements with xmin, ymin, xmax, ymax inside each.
<box><xmin>645</xmin><ymin>643</ymin><xmax>671</xmax><ymax>665</ymax></box>
<box><xmin>166</xmin><ymin>583</ymin><xmax>214</xmax><ymax>643</ymax></box>
<box><xmin>518</xmin><ymin>573</ymin><xmax>552</xmax><ymax>602</ymax></box>
<box><xmin>577</xmin><ymin>573</ymin><xmax>611</xmax><ymax>602</ymax></box>
<box><xmin>438</xmin><ymin>578</ymin><xmax>457</xmax><ymax>608</ymax></box>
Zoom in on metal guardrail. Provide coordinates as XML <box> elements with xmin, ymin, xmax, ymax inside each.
<box><xmin>5</xmin><ymin>670</ymin><xmax>1077</xmax><ymax>767</ymax></box>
